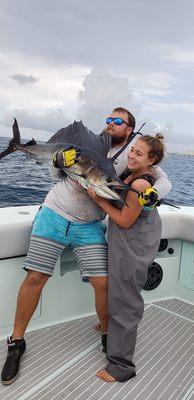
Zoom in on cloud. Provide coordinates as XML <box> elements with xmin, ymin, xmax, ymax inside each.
<box><xmin>160</xmin><ymin>47</ymin><xmax>194</xmax><ymax>67</ymax></box>
<box><xmin>75</xmin><ymin>69</ymin><xmax>182</xmax><ymax>143</ymax></box>
<box><xmin>127</xmin><ymin>72</ymin><xmax>176</xmax><ymax>99</ymax></box>
<box><xmin>0</xmin><ymin>50</ymin><xmax>89</xmax><ymax>116</ymax></box>
<box><xmin>3</xmin><ymin>109</ymin><xmax>71</xmax><ymax>133</ymax></box>
<box><xmin>0</xmin><ymin>0</ymin><xmax>193</xmax><ymax>74</ymax></box>
<box><xmin>0</xmin><ymin>1</ymin><xmax>194</xmax><ymax>147</ymax></box>
<box><xmin>139</xmin><ymin>117</ymin><xmax>194</xmax><ymax>145</ymax></box>
<box><xmin>76</xmin><ymin>68</ymin><xmax>141</xmax><ymax>132</ymax></box>
<box><xmin>2</xmin><ymin>67</ymin><xmax>193</xmax><ymax>146</ymax></box>
<box><xmin>9</xmin><ymin>73</ymin><xmax>39</xmax><ymax>85</ymax></box>
<box><xmin>142</xmin><ymin>101</ymin><xmax>194</xmax><ymax>113</ymax></box>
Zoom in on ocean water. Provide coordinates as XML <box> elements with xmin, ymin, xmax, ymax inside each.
<box><xmin>0</xmin><ymin>137</ymin><xmax>193</xmax><ymax>208</ymax></box>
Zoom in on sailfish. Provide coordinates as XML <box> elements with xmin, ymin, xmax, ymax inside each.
<box><xmin>0</xmin><ymin>119</ymin><xmax>129</xmax><ymax>202</ymax></box>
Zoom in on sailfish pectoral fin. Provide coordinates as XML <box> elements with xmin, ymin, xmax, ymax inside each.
<box><xmin>23</xmin><ymin>138</ymin><xmax>37</xmax><ymax>147</ymax></box>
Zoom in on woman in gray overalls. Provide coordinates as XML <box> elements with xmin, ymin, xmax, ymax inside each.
<box><xmin>88</xmin><ymin>134</ymin><xmax>165</xmax><ymax>382</ymax></box>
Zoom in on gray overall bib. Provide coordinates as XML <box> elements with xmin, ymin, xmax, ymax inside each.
<box><xmin>106</xmin><ymin>184</ymin><xmax>162</xmax><ymax>381</ymax></box>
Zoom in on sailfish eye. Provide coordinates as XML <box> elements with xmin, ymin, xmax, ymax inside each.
<box><xmin>106</xmin><ymin>177</ymin><xmax>112</xmax><ymax>183</ymax></box>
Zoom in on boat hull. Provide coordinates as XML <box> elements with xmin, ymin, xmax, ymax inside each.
<box><xmin>0</xmin><ymin>205</ymin><xmax>193</xmax><ymax>339</ymax></box>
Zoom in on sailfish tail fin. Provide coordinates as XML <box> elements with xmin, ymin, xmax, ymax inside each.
<box><xmin>0</xmin><ymin>118</ymin><xmax>21</xmax><ymax>159</ymax></box>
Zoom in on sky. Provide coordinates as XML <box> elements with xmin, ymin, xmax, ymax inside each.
<box><xmin>0</xmin><ymin>0</ymin><xmax>194</xmax><ymax>152</ymax></box>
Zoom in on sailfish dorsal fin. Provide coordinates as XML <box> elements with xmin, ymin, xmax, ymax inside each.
<box><xmin>48</xmin><ymin>121</ymin><xmax>112</xmax><ymax>156</ymax></box>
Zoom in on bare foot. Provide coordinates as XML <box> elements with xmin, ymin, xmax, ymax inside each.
<box><xmin>96</xmin><ymin>369</ymin><xmax>117</xmax><ymax>382</ymax></box>
<box><xmin>94</xmin><ymin>323</ymin><xmax>101</xmax><ymax>331</ymax></box>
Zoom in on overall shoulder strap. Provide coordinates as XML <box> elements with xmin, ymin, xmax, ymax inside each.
<box><xmin>110</xmin><ymin>122</ymin><xmax>145</xmax><ymax>163</ymax></box>
<box><xmin>130</xmin><ymin>174</ymin><xmax>155</xmax><ymax>186</ymax></box>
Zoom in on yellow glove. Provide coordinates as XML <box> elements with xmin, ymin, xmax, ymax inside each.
<box><xmin>53</xmin><ymin>148</ymin><xmax>78</xmax><ymax>168</ymax></box>
<box><xmin>138</xmin><ymin>187</ymin><xmax>158</xmax><ymax>208</ymax></box>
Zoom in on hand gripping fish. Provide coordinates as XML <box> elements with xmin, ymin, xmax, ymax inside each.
<box><xmin>0</xmin><ymin>118</ymin><xmax>131</xmax><ymax>203</ymax></box>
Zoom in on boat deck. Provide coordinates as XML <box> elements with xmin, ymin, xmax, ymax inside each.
<box><xmin>0</xmin><ymin>299</ymin><xmax>193</xmax><ymax>400</ymax></box>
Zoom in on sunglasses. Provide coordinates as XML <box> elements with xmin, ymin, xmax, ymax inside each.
<box><xmin>106</xmin><ymin>117</ymin><xmax>129</xmax><ymax>126</ymax></box>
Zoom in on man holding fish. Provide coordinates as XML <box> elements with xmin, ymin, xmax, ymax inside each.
<box><xmin>1</xmin><ymin>107</ymin><xmax>171</xmax><ymax>385</ymax></box>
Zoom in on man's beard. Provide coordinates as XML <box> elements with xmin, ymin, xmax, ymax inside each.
<box><xmin>104</xmin><ymin>128</ymin><xmax>128</xmax><ymax>146</ymax></box>
<box><xmin>111</xmin><ymin>134</ymin><xmax>128</xmax><ymax>145</ymax></box>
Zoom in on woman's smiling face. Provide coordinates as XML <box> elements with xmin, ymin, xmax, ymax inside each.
<box><xmin>128</xmin><ymin>139</ymin><xmax>155</xmax><ymax>172</ymax></box>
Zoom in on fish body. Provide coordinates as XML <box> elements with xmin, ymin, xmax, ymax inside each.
<box><xmin>64</xmin><ymin>155</ymin><xmax>125</xmax><ymax>200</ymax></box>
<box><xmin>14</xmin><ymin>142</ymin><xmax>67</xmax><ymax>163</ymax></box>
<box><xmin>0</xmin><ymin>119</ymin><xmax>129</xmax><ymax>202</ymax></box>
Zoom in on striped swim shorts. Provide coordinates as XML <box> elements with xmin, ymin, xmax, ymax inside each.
<box><xmin>24</xmin><ymin>206</ymin><xmax>108</xmax><ymax>282</ymax></box>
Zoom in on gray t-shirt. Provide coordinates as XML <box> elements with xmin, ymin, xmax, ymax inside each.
<box><xmin>44</xmin><ymin>175</ymin><xmax>106</xmax><ymax>222</ymax></box>
<box><xmin>44</xmin><ymin>134</ymin><xmax>171</xmax><ymax>221</ymax></box>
